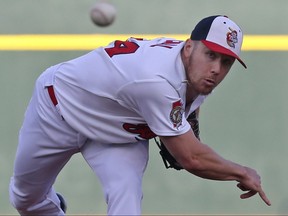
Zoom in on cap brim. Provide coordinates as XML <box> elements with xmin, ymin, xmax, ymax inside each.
<box><xmin>202</xmin><ymin>40</ymin><xmax>247</xmax><ymax>69</ymax></box>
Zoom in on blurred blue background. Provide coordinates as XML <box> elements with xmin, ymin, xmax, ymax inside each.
<box><xmin>1</xmin><ymin>0</ymin><xmax>288</xmax><ymax>215</ymax></box>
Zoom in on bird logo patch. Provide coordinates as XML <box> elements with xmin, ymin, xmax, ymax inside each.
<box><xmin>226</xmin><ymin>27</ymin><xmax>238</xmax><ymax>48</ymax></box>
<box><xmin>170</xmin><ymin>100</ymin><xmax>183</xmax><ymax>129</ymax></box>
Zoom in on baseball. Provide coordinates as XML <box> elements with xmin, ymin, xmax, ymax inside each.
<box><xmin>90</xmin><ymin>1</ymin><xmax>116</xmax><ymax>27</ymax></box>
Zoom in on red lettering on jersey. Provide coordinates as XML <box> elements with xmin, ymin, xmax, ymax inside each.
<box><xmin>150</xmin><ymin>40</ymin><xmax>182</xmax><ymax>49</ymax></box>
<box><xmin>123</xmin><ymin>123</ymin><xmax>157</xmax><ymax>140</ymax></box>
<box><xmin>105</xmin><ymin>40</ymin><xmax>139</xmax><ymax>57</ymax></box>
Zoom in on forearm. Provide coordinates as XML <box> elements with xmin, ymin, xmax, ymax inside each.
<box><xmin>160</xmin><ymin>131</ymin><xmax>271</xmax><ymax>206</ymax></box>
<box><xmin>187</xmin><ymin>144</ymin><xmax>271</xmax><ymax>206</ymax></box>
<box><xmin>160</xmin><ymin>131</ymin><xmax>247</xmax><ymax>182</ymax></box>
<box><xmin>185</xmin><ymin>143</ymin><xmax>247</xmax><ymax>181</ymax></box>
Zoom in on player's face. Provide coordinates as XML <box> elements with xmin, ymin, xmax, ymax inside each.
<box><xmin>182</xmin><ymin>40</ymin><xmax>235</xmax><ymax>99</ymax></box>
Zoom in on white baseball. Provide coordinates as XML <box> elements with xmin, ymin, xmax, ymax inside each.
<box><xmin>90</xmin><ymin>1</ymin><xmax>116</xmax><ymax>27</ymax></box>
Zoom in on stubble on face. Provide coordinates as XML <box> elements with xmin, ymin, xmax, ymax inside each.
<box><xmin>182</xmin><ymin>41</ymin><xmax>215</xmax><ymax>102</ymax></box>
<box><xmin>181</xmin><ymin>40</ymin><xmax>234</xmax><ymax>103</ymax></box>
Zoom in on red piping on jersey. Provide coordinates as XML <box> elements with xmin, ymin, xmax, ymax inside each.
<box><xmin>47</xmin><ymin>86</ymin><xmax>58</xmax><ymax>106</ymax></box>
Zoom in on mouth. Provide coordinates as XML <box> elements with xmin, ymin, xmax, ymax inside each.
<box><xmin>204</xmin><ymin>78</ymin><xmax>216</xmax><ymax>86</ymax></box>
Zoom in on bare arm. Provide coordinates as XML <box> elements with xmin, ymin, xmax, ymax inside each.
<box><xmin>159</xmin><ymin>130</ymin><xmax>271</xmax><ymax>206</ymax></box>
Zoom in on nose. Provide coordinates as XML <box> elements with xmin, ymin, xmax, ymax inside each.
<box><xmin>211</xmin><ymin>60</ymin><xmax>221</xmax><ymax>75</ymax></box>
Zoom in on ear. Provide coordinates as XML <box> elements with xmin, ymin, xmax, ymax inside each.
<box><xmin>182</xmin><ymin>39</ymin><xmax>193</xmax><ymax>58</ymax></box>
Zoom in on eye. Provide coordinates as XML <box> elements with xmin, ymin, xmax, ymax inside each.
<box><xmin>222</xmin><ymin>57</ymin><xmax>234</xmax><ymax>67</ymax></box>
<box><xmin>206</xmin><ymin>51</ymin><xmax>216</xmax><ymax>59</ymax></box>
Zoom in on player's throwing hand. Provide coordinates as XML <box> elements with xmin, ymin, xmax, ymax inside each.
<box><xmin>237</xmin><ymin>167</ymin><xmax>271</xmax><ymax>206</ymax></box>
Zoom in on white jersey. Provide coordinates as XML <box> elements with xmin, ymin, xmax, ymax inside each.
<box><xmin>51</xmin><ymin>37</ymin><xmax>207</xmax><ymax>143</ymax></box>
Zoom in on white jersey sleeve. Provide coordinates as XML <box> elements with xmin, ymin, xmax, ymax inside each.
<box><xmin>117</xmin><ymin>78</ymin><xmax>191</xmax><ymax>136</ymax></box>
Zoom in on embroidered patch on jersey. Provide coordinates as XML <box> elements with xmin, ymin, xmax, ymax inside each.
<box><xmin>170</xmin><ymin>100</ymin><xmax>183</xmax><ymax>129</ymax></box>
<box><xmin>226</xmin><ymin>27</ymin><xmax>238</xmax><ymax>48</ymax></box>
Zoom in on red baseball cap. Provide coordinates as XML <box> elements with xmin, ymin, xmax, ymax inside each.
<box><xmin>191</xmin><ymin>15</ymin><xmax>247</xmax><ymax>68</ymax></box>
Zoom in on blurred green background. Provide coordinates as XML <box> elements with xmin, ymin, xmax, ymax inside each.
<box><xmin>1</xmin><ymin>0</ymin><xmax>288</xmax><ymax>215</ymax></box>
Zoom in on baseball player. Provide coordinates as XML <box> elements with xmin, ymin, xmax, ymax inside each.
<box><xmin>9</xmin><ymin>15</ymin><xmax>271</xmax><ymax>216</ymax></box>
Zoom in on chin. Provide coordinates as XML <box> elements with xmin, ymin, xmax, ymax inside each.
<box><xmin>199</xmin><ymin>88</ymin><xmax>213</xmax><ymax>96</ymax></box>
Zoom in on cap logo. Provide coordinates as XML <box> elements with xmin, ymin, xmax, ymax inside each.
<box><xmin>226</xmin><ymin>27</ymin><xmax>238</xmax><ymax>48</ymax></box>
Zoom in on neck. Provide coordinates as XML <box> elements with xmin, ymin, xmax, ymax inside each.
<box><xmin>186</xmin><ymin>84</ymin><xmax>199</xmax><ymax>105</ymax></box>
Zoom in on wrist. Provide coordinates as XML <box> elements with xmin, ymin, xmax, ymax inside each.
<box><xmin>235</xmin><ymin>165</ymin><xmax>249</xmax><ymax>182</ymax></box>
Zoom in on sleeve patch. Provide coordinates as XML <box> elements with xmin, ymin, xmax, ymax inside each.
<box><xmin>169</xmin><ymin>100</ymin><xmax>184</xmax><ymax>129</ymax></box>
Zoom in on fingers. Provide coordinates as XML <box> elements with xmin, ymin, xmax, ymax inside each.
<box><xmin>237</xmin><ymin>183</ymin><xmax>249</xmax><ymax>191</ymax></box>
<box><xmin>240</xmin><ymin>190</ymin><xmax>257</xmax><ymax>199</ymax></box>
<box><xmin>258</xmin><ymin>188</ymin><xmax>272</xmax><ymax>206</ymax></box>
<box><xmin>237</xmin><ymin>183</ymin><xmax>271</xmax><ymax>206</ymax></box>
